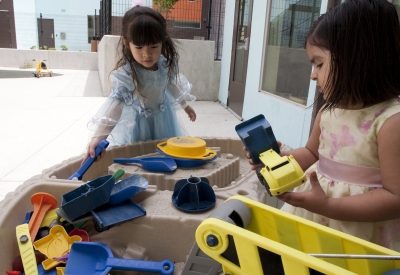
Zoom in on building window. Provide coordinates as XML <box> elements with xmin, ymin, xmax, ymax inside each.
<box><xmin>88</xmin><ymin>15</ymin><xmax>94</xmax><ymax>43</ymax></box>
<box><xmin>261</xmin><ymin>0</ymin><xmax>322</xmax><ymax>105</ymax></box>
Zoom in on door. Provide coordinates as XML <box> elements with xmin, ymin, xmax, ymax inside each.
<box><xmin>227</xmin><ymin>0</ymin><xmax>253</xmax><ymax>118</ymax></box>
<box><xmin>0</xmin><ymin>10</ymin><xmax>12</xmax><ymax>48</ymax></box>
<box><xmin>37</xmin><ymin>18</ymin><xmax>55</xmax><ymax>49</ymax></box>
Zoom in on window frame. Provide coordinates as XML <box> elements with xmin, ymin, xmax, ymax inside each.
<box><xmin>258</xmin><ymin>0</ymin><xmax>314</xmax><ymax>109</ymax></box>
<box><xmin>259</xmin><ymin>0</ymin><xmax>342</xmax><ymax>135</ymax></box>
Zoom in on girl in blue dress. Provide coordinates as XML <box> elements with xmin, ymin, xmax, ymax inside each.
<box><xmin>82</xmin><ymin>5</ymin><xmax>196</xmax><ymax>163</ymax></box>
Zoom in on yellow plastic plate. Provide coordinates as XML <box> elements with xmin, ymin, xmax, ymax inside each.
<box><xmin>157</xmin><ymin>136</ymin><xmax>217</xmax><ymax>160</ymax></box>
<box><xmin>33</xmin><ymin>225</ymin><xmax>81</xmax><ymax>270</ymax></box>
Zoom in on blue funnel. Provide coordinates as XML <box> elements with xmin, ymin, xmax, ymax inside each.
<box><xmin>172</xmin><ymin>176</ymin><xmax>216</xmax><ymax>213</ymax></box>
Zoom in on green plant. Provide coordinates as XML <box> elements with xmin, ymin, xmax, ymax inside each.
<box><xmin>60</xmin><ymin>45</ymin><xmax>68</xmax><ymax>51</ymax></box>
<box><xmin>39</xmin><ymin>45</ymin><xmax>48</xmax><ymax>50</ymax></box>
<box><xmin>153</xmin><ymin>0</ymin><xmax>179</xmax><ymax>18</ymax></box>
<box><xmin>30</xmin><ymin>46</ymin><xmax>36</xmax><ymax>50</ymax></box>
<box><xmin>48</xmin><ymin>47</ymin><xmax>56</xmax><ymax>50</ymax></box>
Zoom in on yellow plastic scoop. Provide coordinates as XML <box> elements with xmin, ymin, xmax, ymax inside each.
<box><xmin>157</xmin><ymin>136</ymin><xmax>217</xmax><ymax>160</ymax></box>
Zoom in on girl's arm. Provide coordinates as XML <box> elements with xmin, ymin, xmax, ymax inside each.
<box><xmin>166</xmin><ymin>73</ymin><xmax>196</xmax><ymax>121</ymax></box>
<box><xmin>184</xmin><ymin>105</ymin><xmax>196</xmax><ymax>121</ymax></box>
<box><xmin>279</xmin><ymin>112</ymin><xmax>400</xmax><ymax>222</ymax></box>
<box><xmin>81</xmin><ymin>101</ymin><xmax>123</xmax><ymax>164</ymax></box>
<box><xmin>280</xmin><ymin>110</ymin><xmax>321</xmax><ymax>171</ymax></box>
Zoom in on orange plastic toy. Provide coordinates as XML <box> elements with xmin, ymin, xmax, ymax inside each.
<box><xmin>28</xmin><ymin>192</ymin><xmax>58</xmax><ymax>241</ymax></box>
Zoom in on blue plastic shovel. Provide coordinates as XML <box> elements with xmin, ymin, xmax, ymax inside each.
<box><xmin>114</xmin><ymin>156</ymin><xmax>177</xmax><ymax>172</ymax></box>
<box><xmin>68</xmin><ymin>140</ymin><xmax>109</xmax><ymax>180</ymax></box>
<box><xmin>64</xmin><ymin>242</ymin><xmax>174</xmax><ymax>275</ymax></box>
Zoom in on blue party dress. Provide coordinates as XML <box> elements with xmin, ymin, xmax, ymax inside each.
<box><xmin>87</xmin><ymin>55</ymin><xmax>195</xmax><ymax>144</ymax></box>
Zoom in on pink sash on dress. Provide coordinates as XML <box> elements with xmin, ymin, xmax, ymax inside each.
<box><xmin>317</xmin><ymin>153</ymin><xmax>382</xmax><ymax>187</ymax></box>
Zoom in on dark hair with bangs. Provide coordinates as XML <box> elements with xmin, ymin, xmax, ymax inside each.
<box><xmin>307</xmin><ymin>0</ymin><xmax>400</xmax><ymax>110</ymax></box>
<box><xmin>114</xmin><ymin>5</ymin><xmax>179</xmax><ymax>98</ymax></box>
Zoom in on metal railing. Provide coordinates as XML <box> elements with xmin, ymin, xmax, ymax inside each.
<box><xmin>98</xmin><ymin>0</ymin><xmax>225</xmax><ymax>60</ymax></box>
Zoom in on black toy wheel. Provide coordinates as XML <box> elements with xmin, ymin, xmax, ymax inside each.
<box><xmin>94</xmin><ymin>222</ymin><xmax>110</xmax><ymax>232</ymax></box>
<box><xmin>255</xmin><ymin>168</ymin><xmax>272</xmax><ymax>196</ymax></box>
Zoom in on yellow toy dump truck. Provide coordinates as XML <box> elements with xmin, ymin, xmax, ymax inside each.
<box><xmin>235</xmin><ymin>114</ymin><xmax>306</xmax><ymax>196</ymax></box>
<box><xmin>256</xmin><ymin>149</ymin><xmax>306</xmax><ymax>196</ymax></box>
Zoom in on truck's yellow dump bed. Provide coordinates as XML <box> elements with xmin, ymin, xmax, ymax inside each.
<box><xmin>196</xmin><ymin>196</ymin><xmax>400</xmax><ymax>275</ymax></box>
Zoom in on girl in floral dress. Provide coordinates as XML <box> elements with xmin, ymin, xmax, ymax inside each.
<box><xmin>248</xmin><ymin>0</ymin><xmax>400</xmax><ymax>251</ymax></box>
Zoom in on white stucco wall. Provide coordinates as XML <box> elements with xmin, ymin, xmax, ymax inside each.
<box><xmin>218</xmin><ymin>2</ymin><xmax>234</xmax><ymax>106</ymax></box>
<box><xmin>218</xmin><ymin>0</ymin><xmax>329</xmax><ymax>149</ymax></box>
<box><xmin>13</xmin><ymin>0</ymin><xmax>37</xmax><ymax>50</ymax></box>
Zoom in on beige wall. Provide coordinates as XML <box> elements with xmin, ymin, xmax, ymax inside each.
<box><xmin>0</xmin><ymin>48</ymin><xmax>98</xmax><ymax>70</ymax></box>
<box><xmin>98</xmin><ymin>36</ymin><xmax>220</xmax><ymax>101</ymax></box>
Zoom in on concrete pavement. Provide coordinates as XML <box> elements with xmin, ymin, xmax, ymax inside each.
<box><xmin>0</xmin><ymin>67</ymin><xmax>242</xmax><ymax>201</ymax></box>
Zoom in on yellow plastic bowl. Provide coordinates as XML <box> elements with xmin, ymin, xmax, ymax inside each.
<box><xmin>157</xmin><ymin>136</ymin><xmax>217</xmax><ymax>160</ymax></box>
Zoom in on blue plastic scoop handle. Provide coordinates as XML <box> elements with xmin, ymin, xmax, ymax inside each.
<box><xmin>68</xmin><ymin>140</ymin><xmax>109</xmax><ymax>180</ymax></box>
<box><xmin>104</xmin><ymin>258</ymin><xmax>174</xmax><ymax>275</ymax></box>
<box><xmin>65</xmin><ymin>242</ymin><xmax>174</xmax><ymax>275</ymax></box>
<box><xmin>114</xmin><ymin>156</ymin><xmax>177</xmax><ymax>172</ymax></box>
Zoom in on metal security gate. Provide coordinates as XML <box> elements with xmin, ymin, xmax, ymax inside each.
<box><xmin>99</xmin><ymin>0</ymin><xmax>112</xmax><ymax>38</ymax></box>
<box><xmin>98</xmin><ymin>0</ymin><xmax>225</xmax><ymax>60</ymax></box>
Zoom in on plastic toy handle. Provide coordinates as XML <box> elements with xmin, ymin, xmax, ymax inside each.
<box><xmin>106</xmin><ymin>258</ymin><xmax>174</xmax><ymax>275</ymax></box>
<box><xmin>68</xmin><ymin>140</ymin><xmax>109</xmax><ymax>180</ymax></box>
<box><xmin>114</xmin><ymin>158</ymin><xmax>140</xmax><ymax>164</ymax></box>
<box><xmin>28</xmin><ymin>193</ymin><xmax>58</xmax><ymax>240</ymax></box>
<box><xmin>113</xmin><ymin>169</ymin><xmax>125</xmax><ymax>181</ymax></box>
<box><xmin>16</xmin><ymin>224</ymin><xmax>39</xmax><ymax>275</ymax></box>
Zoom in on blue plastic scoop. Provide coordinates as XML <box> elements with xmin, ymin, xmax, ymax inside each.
<box><xmin>108</xmin><ymin>174</ymin><xmax>148</xmax><ymax>205</ymax></box>
<box><xmin>68</xmin><ymin>140</ymin><xmax>109</xmax><ymax>180</ymax></box>
<box><xmin>64</xmin><ymin>242</ymin><xmax>174</xmax><ymax>275</ymax></box>
<box><xmin>114</xmin><ymin>156</ymin><xmax>177</xmax><ymax>172</ymax></box>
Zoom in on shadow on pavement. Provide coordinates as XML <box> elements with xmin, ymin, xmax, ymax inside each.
<box><xmin>0</xmin><ymin>69</ymin><xmax>63</xmax><ymax>78</ymax></box>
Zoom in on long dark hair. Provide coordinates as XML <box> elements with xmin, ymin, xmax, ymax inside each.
<box><xmin>307</xmin><ymin>0</ymin><xmax>400</xmax><ymax>110</ymax></box>
<box><xmin>115</xmin><ymin>5</ymin><xmax>179</xmax><ymax>98</ymax></box>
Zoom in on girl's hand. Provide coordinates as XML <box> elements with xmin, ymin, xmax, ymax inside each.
<box><xmin>81</xmin><ymin>137</ymin><xmax>106</xmax><ymax>166</ymax></box>
<box><xmin>243</xmin><ymin>141</ymin><xmax>282</xmax><ymax>170</ymax></box>
<box><xmin>277</xmin><ymin>171</ymin><xmax>330</xmax><ymax>214</ymax></box>
<box><xmin>184</xmin><ymin>105</ymin><xmax>196</xmax><ymax>122</ymax></box>
<box><xmin>243</xmin><ymin>146</ymin><xmax>263</xmax><ymax>170</ymax></box>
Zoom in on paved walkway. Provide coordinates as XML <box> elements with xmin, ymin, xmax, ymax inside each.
<box><xmin>0</xmin><ymin>67</ymin><xmax>242</xmax><ymax>201</ymax></box>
